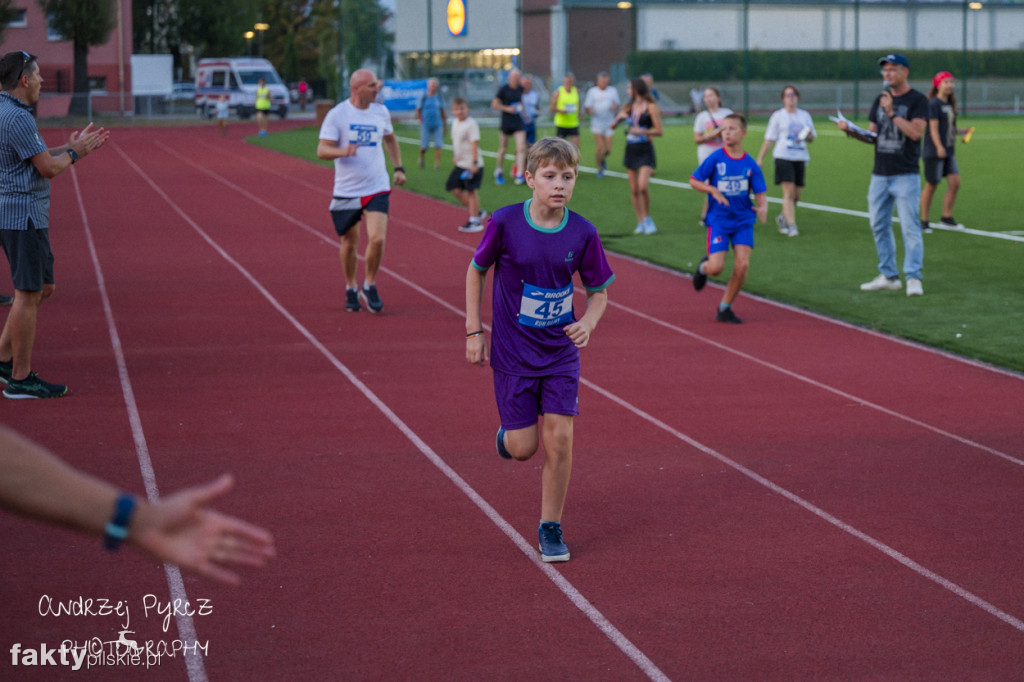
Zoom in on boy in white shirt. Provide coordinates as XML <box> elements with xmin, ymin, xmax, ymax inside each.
<box><xmin>446</xmin><ymin>97</ymin><xmax>487</xmax><ymax>233</ymax></box>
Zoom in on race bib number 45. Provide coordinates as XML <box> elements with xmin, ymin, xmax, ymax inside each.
<box><xmin>518</xmin><ymin>282</ymin><xmax>574</xmax><ymax>328</ymax></box>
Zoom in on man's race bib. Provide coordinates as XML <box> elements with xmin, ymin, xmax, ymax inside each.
<box><xmin>518</xmin><ymin>282</ymin><xmax>574</xmax><ymax>328</ymax></box>
<box><xmin>348</xmin><ymin>123</ymin><xmax>380</xmax><ymax>147</ymax></box>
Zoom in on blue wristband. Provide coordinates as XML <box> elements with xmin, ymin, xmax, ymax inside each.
<box><xmin>104</xmin><ymin>493</ymin><xmax>136</xmax><ymax>551</ymax></box>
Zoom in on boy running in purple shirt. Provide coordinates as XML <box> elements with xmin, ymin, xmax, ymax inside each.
<box><xmin>690</xmin><ymin>113</ymin><xmax>768</xmax><ymax>324</ymax></box>
<box><xmin>465</xmin><ymin>137</ymin><xmax>615</xmax><ymax>563</ymax></box>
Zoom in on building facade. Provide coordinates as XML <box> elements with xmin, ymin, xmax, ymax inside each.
<box><xmin>394</xmin><ymin>0</ymin><xmax>1023</xmax><ymax>88</ymax></box>
<box><xmin>0</xmin><ymin>0</ymin><xmax>134</xmax><ymax>116</ymax></box>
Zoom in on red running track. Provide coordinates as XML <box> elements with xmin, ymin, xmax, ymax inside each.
<box><xmin>1</xmin><ymin>124</ymin><xmax>1023</xmax><ymax>681</ymax></box>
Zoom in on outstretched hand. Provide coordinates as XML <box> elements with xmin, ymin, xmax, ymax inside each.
<box><xmin>131</xmin><ymin>474</ymin><xmax>275</xmax><ymax>586</ymax></box>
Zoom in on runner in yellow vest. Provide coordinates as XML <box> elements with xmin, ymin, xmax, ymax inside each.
<box><xmin>255</xmin><ymin>78</ymin><xmax>271</xmax><ymax>137</ymax></box>
<box><xmin>550</xmin><ymin>72</ymin><xmax>580</xmax><ymax>148</ymax></box>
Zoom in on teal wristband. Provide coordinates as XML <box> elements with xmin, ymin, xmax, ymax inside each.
<box><xmin>104</xmin><ymin>493</ymin><xmax>136</xmax><ymax>551</ymax></box>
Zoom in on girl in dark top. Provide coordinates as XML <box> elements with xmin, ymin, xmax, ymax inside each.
<box><xmin>612</xmin><ymin>77</ymin><xmax>662</xmax><ymax>235</ymax></box>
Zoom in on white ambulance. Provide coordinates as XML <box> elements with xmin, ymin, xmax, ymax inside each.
<box><xmin>193</xmin><ymin>58</ymin><xmax>289</xmax><ymax>120</ymax></box>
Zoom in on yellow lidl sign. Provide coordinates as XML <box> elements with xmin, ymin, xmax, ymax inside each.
<box><xmin>447</xmin><ymin>0</ymin><xmax>467</xmax><ymax>36</ymax></box>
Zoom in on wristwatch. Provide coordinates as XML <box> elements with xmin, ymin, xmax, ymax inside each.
<box><xmin>67</xmin><ymin>149</ymin><xmax>79</xmax><ymax>164</ymax></box>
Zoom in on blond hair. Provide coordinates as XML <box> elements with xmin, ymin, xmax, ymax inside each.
<box><xmin>526</xmin><ymin>137</ymin><xmax>580</xmax><ymax>175</ymax></box>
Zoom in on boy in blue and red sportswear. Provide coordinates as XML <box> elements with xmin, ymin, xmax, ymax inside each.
<box><xmin>465</xmin><ymin>137</ymin><xmax>615</xmax><ymax>563</ymax></box>
<box><xmin>690</xmin><ymin>113</ymin><xmax>768</xmax><ymax>324</ymax></box>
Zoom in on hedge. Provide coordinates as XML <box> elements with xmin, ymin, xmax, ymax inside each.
<box><xmin>630</xmin><ymin>50</ymin><xmax>1024</xmax><ymax>81</ymax></box>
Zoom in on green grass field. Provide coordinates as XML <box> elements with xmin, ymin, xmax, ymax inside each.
<box><xmin>253</xmin><ymin>115</ymin><xmax>1024</xmax><ymax>373</ymax></box>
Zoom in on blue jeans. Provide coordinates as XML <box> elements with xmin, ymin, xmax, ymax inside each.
<box><xmin>867</xmin><ymin>173</ymin><xmax>923</xmax><ymax>281</ymax></box>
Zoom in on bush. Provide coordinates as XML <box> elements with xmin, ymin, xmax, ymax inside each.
<box><xmin>630</xmin><ymin>49</ymin><xmax>1024</xmax><ymax>82</ymax></box>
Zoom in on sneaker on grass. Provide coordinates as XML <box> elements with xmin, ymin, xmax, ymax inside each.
<box><xmin>360</xmin><ymin>284</ymin><xmax>383</xmax><ymax>313</ymax></box>
<box><xmin>906</xmin><ymin>278</ymin><xmax>924</xmax><ymax>296</ymax></box>
<box><xmin>860</xmin><ymin>274</ymin><xmax>902</xmax><ymax>291</ymax></box>
<box><xmin>3</xmin><ymin>372</ymin><xmax>68</xmax><ymax>399</ymax></box>
<box><xmin>776</xmin><ymin>213</ymin><xmax>789</xmax><ymax>235</ymax></box>
<box><xmin>538</xmin><ymin>521</ymin><xmax>570</xmax><ymax>563</ymax></box>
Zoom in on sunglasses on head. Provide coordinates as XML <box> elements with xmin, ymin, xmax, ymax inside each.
<box><xmin>17</xmin><ymin>51</ymin><xmax>31</xmax><ymax>81</ymax></box>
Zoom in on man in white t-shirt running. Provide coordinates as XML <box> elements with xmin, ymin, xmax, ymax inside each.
<box><xmin>317</xmin><ymin>69</ymin><xmax>406</xmax><ymax>313</ymax></box>
<box><xmin>583</xmin><ymin>72</ymin><xmax>620</xmax><ymax>178</ymax></box>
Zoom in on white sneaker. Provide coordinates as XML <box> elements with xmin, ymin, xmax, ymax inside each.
<box><xmin>634</xmin><ymin>221</ymin><xmax>646</xmax><ymax>234</ymax></box>
<box><xmin>776</xmin><ymin>214</ymin><xmax>789</xmax><ymax>235</ymax></box>
<box><xmin>906</xmin><ymin>278</ymin><xmax>923</xmax><ymax>296</ymax></box>
<box><xmin>787</xmin><ymin>224</ymin><xmax>799</xmax><ymax>237</ymax></box>
<box><xmin>860</xmin><ymin>274</ymin><xmax>902</xmax><ymax>291</ymax></box>
<box><xmin>644</xmin><ymin>216</ymin><xmax>657</xmax><ymax>234</ymax></box>
<box><xmin>458</xmin><ymin>219</ymin><xmax>484</xmax><ymax>233</ymax></box>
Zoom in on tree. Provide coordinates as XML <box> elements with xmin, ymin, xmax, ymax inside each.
<box><xmin>38</xmin><ymin>0</ymin><xmax>117</xmax><ymax>115</ymax></box>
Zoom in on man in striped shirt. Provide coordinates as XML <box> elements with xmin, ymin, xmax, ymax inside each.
<box><xmin>0</xmin><ymin>51</ymin><xmax>108</xmax><ymax>399</ymax></box>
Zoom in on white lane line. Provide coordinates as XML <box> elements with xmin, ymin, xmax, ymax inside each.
<box><xmin>130</xmin><ymin>142</ymin><xmax>672</xmax><ymax>682</ymax></box>
<box><xmin>71</xmin><ymin>162</ymin><xmax>209</xmax><ymax>682</ymax></box>
<box><xmin>155</xmin><ymin>140</ymin><xmax>1024</xmax><ymax>647</ymax></box>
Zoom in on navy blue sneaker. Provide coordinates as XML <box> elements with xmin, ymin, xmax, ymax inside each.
<box><xmin>360</xmin><ymin>284</ymin><xmax>383</xmax><ymax>313</ymax></box>
<box><xmin>495</xmin><ymin>427</ymin><xmax>512</xmax><ymax>460</ymax></box>
<box><xmin>345</xmin><ymin>289</ymin><xmax>362</xmax><ymax>312</ymax></box>
<box><xmin>3</xmin><ymin>372</ymin><xmax>68</xmax><ymax>399</ymax></box>
<box><xmin>0</xmin><ymin>294</ymin><xmax>12</xmax><ymax>306</ymax></box>
<box><xmin>538</xmin><ymin>521</ymin><xmax>570</xmax><ymax>563</ymax></box>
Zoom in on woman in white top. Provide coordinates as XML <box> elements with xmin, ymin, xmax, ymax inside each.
<box><xmin>756</xmin><ymin>85</ymin><xmax>816</xmax><ymax>237</ymax></box>
<box><xmin>693</xmin><ymin>87</ymin><xmax>733</xmax><ymax>226</ymax></box>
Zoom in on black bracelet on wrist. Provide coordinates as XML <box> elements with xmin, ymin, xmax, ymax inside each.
<box><xmin>394</xmin><ymin>165</ymin><xmax>406</xmax><ymax>173</ymax></box>
<box><xmin>67</xmin><ymin>149</ymin><xmax>79</xmax><ymax>164</ymax></box>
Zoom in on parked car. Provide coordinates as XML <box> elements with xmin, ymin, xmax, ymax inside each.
<box><xmin>165</xmin><ymin>81</ymin><xmax>196</xmax><ymax>102</ymax></box>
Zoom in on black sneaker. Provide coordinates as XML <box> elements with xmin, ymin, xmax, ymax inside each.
<box><xmin>693</xmin><ymin>256</ymin><xmax>708</xmax><ymax>291</ymax></box>
<box><xmin>922</xmin><ymin>221</ymin><xmax>933</xmax><ymax>234</ymax></box>
<box><xmin>360</xmin><ymin>284</ymin><xmax>383</xmax><ymax>313</ymax></box>
<box><xmin>939</xmin><ymin>216</ymin><xmax>962</xmax><ymax>229</ymax></box>
<box><xmin>3</xmin><ymin>372</ymin><xmax>68</xmax><ymax>399</ymax></box>
<box><xmin>0</xmin><ymin>294</ymin><xmax>12</xmax><ymax>306</ymax></box>
<box><xmin>715</xmin><ymin>307</ymin><xmax>743</xmax><ymax>324</ymax></box>
<box><xmin>0</xmin><ymin>359</ymin><xmax>11</xmax><ymax>385</ymax></box>
<box><xmin>345</xmin><ymin>289</ymin><xmax>362</xmax><ymax>312</ymax></box>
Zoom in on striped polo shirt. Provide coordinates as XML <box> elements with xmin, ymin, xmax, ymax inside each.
<box><xmin>0</xmin><ymin>91</ymin><xmax>49</xmax><ymax>231</ymax></box>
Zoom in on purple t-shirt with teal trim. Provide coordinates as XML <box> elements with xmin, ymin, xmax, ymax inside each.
<box><xmin>472</xmin><ymin>200</ymin><xmax>615</xmax><ymax>377</ymax></box>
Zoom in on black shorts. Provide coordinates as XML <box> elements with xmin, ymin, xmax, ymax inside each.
<box><xmin>774</xmin><ymin>159</ymin><xmax>806</xmax><ymax>187</ymax></box>
<box><xmin>445</xmin><ymin>166</ymin><xmax>483</xmax><ymax>192</ymax></box>
<box><xmin>0</xmin><ymin>222</ymin><xmax>54</xmax><ymax>292</ymax></box>
<box><xmin>330</xmin><ymin>192</ymin><xmax>390</xmax><ymax>237</ymax></box>
<box><xmin>624</xmin><ymin>141</ymin><xmax>656</xmax><ymax>170</ymax></box>
<box><xmin>500</xmin><ymin>118</ymin><xmax>525</xmax><ymax>136</ymax></box>
<box><xmin>923</xmin><ymin>156</ymin><xmax>959</xmax><ymax>185</ymax></box>
<box><xmin>556</xmin><ymin>126</ymin><xmax>579</xmax><ymax>139</ymax></box>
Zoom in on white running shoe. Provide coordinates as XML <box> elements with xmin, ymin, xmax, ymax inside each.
<box><xmin>787</xmin><ymin>224</ymin><xmax>799</xmax><ymax>237</ymax></box>
<box><xmin>906</xmin><ymin>278</ymin><xmax>924</xmax><ymax>296</ymax></box>
<box><xmin>633</xmin><ymin>221</ymin><xmax>646</xmax><ymax>234</ymax></box>
<box><xmin>644</xmin><ymin>216</ymin><xmax>657</xmax><ymax>234</ymax></box>
<box><xmin>776</xmin><ymin>214</ymin><xmax>789</xmax><ymax>235</ymax></box>
<box><xmin>860</xmin><ymin>274</ymin><xmax>902</xmax><ymax>291</ymax></box>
